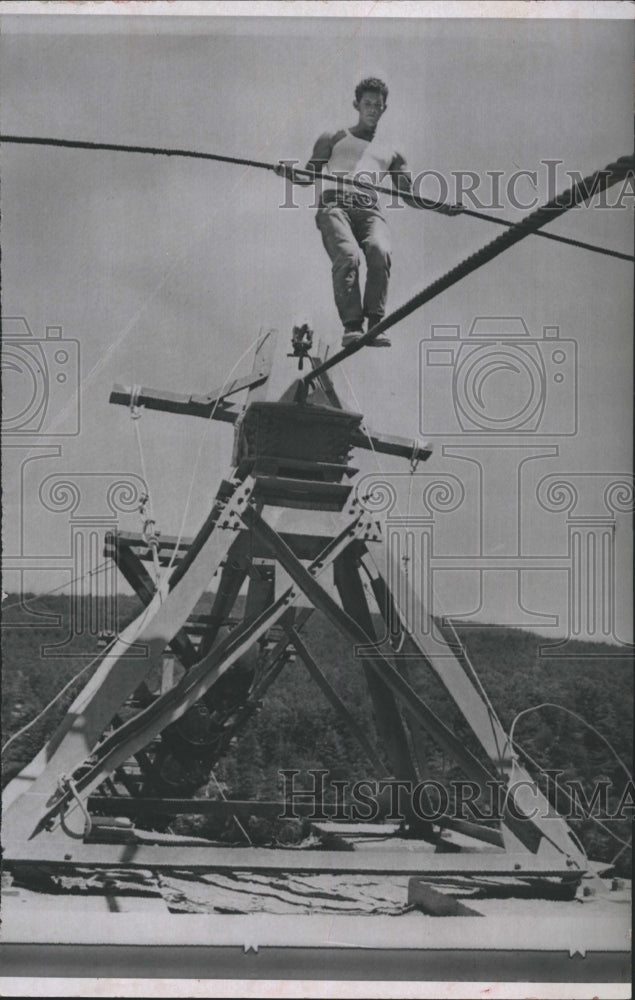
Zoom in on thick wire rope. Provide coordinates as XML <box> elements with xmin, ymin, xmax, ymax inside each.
<box><xmin>306</xmin><ymin>154</ymin><xmax>635</xmax><ymax>384</ymax></box>
<box><xmin>507</xmin><ymin>702</ymin><xmax>633</xmax><ymax>783</ymax></box>
<box><xmin>2</xmin><ymin>134</ymin><xmax>632</xmax><ymax>262</ymax></box>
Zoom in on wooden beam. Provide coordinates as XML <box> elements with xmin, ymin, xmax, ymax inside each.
<box><xmin>109</xmin><ymin>384</ymin><xmax>240</xmax><ymax>422</ymax></box>
<box><xmin>332</xmin><ymin>550</ymin><xmax>419</xmax><ymax>786</ymax></box>
<box><xmin>362</xmin><ymin>545</ymin><xmax>587</xmax><ymax>865</ymax></box>
<box><xmin>196</xmin><ymin>532</ymin><xmax>252</xmax><ymax>658</ymax></box>
<box><xmin>246</xmin><ymin>329</ymin><xmax>277</xmax><ymax>404</ymax></box>
<box><xmin>286</xmin><ymin>626</ymin><xmax>388</xmax><ymax>777</ymax></box>
<box><xmin>108</xmin><ymin>532</ymin><xmax>198</xmax><ymax>668</ymax></box>
<box><xmin>252</xmin><ymin>475</ymin><xmax>352</xmax><ymax>511</ymax></box>
<box><xmin>4</xmin><ymin>839</ymin><xmax>585</xmax><ymax>877</ymax></box>
<box><xmin>351</xmin><ymin>427</ymin><xmax>432</xmax><ymax>463</ymax></box>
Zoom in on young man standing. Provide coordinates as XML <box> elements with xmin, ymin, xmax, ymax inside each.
<box><xmin>279</xmin><ymin>78</ymin><xmax>415</xmax><ymax>348</ymax></box>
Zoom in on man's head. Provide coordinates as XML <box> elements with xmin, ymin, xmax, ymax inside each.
<box><xmin>354</xmin><ymin>77</ymin><xmax>388</xmax><ymax>130</ymax></box>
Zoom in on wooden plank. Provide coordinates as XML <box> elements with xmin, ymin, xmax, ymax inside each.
<box><xmin>109</xmin><ymin>384</ymin><xmax>239</xmax><ymax>422</ymax></box>
<box><xmin>196</xmin><ymin>532</ymin><xmax>252</xmax><ymax>658</ymax></box>
<box><xmin>85</xmin><ymin>797</ymin><xmax>376</xmax><ymax>820</ymax></box>
<box><xmin>84</xmin><ymin>798</ymin><xmax>503</xmax><ymax>849</ymax></box>
<box><xmin>111</xmin><ymin>533</ymin><xmax>198</xmax><ymax>668</ymax></box>
<box><xmin>351</xmin><ymin>427</ymin><xmax>432</xmax><ymax>463</ymax></box>
<box><xmin>246</xmin><ymin>329</ymin><xmax>278</xmax><ymax>404</ymax></box>
<box><xmin>253</xmin><ymin>476</ymin><xmax>352</xmax><ymax>511</ymax></box>
<box><xmin>249</xmin><ymin>455</ymin><xmax>356</xmax><ymax>480</ymax></box>
<box><xmin>4</xmin><ymin>840</ymin><xmax>584</xmax><ymax>877</ymax></box>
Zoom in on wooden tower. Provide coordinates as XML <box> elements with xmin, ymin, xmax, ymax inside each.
<box><xmin>2</xmin><ymin>329</ymin><xmax>592</xmax><ymax>893</ymax></box>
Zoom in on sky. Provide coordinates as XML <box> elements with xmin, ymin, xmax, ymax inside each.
<box><xmin>1</xmin><ymin>7</ymin><xmax>633</xmax><ymax>646</ymax></box>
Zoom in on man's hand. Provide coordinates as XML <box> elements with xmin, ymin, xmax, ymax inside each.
<box><xmin>401</xmin><ymin>190</ymin><xmax>463</xmax><ymax>216</ymax></box>
<box><xmin>274</xmin><ymin>161</ymin><xmax>314</xmax><ymax>186</ymax></box>
<box><xmin>436</xmin><ymin>201</ymin><xmax>463</xmax><ymax>216</ymax></box>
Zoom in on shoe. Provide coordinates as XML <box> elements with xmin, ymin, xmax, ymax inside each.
<box><xmin>367</xmin><ymin>333</ymin><xmax>391</xmax><ymax>347</ymax></box>
<box><xmin>366</xmin><ymin>316</ymin><xmax>391</xmax><ymax>347</ymax></box>
<box><xmin>342</xmin><ymin>328</ymin><xmax>363</xmax><ymax>347</ymax></box>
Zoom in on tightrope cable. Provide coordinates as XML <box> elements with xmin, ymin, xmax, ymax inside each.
<box><xmin>2</xmin><ymin>134</ymin><xmax>632</xmax><ymax>261</ymax></box>
<box><xmin>306</xmin><ymin>154</ymin><xmax>635</xmax><ymax>384</ymax></box>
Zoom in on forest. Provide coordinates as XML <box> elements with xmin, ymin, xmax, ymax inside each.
<box><xmin>2</xmin><ymin>591</ymin><xmax>632</xmax><ymax>874</ymax></box>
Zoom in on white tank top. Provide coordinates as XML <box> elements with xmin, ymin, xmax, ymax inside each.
<box><xmin>324</xmin><ymin>129</ymin><xmax>397</xmax><ymax>199</ymax></box>
<box><xmin>327</xmin><ymin>129</ymin><xmax>396</xmax><ymax>178</ymax></box>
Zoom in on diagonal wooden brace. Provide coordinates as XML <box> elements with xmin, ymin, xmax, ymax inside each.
<box><xmin>239</xmin><ymin>507</ymin><xmax>581</xmax><ymax>859</ymax></box>
<box><xmin>2</xmin><ymin>476</ymin><xmax>255</xmax><ymax>844</ymax></box>
<box><xmin>24</xmin><ymin>506</ymin><xmax>373</xmax><ymax>838</ymax></box>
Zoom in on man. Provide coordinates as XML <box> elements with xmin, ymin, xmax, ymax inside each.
<box><xmin>278</xmin><ymin>78</ymin><xmax>416</xmax><ymax>348</ymax></box>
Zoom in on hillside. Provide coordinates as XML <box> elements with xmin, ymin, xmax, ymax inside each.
<box><xmin>2</xmin><ymin>592</ymin><xmax>632</xmax><ymax>872</ymax></box>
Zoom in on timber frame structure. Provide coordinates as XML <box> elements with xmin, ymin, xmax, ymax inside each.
<box><xmin>3</xmin><ymin>329</ymin><xmax>596</xmax><ymax>898</ymax></box>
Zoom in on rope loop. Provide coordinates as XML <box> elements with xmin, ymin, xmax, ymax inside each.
<box><xmin>129</xmin><ymin>384</ymin><xmax>144</xmax><ymax>419</ymax></box>
<box><xmin>409</xmin><ymin>439</ymin><xmax>424</xmax><ymax>474</ymax></box>
<box><xmin>57</xmin><ymin>773</ymin><xmax>93</xmax><ymax>839</ymax></box>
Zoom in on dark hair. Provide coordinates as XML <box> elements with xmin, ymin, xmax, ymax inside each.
<box><xmin>355</xmin><ymin>77</ymin><xmax>388</xmax><ymax>105</ymax></box>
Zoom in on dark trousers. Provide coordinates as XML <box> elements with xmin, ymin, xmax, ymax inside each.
<box><xmin>316</xmin><ymin>203</ymin><xmax>392</xmax><ymax>328</ymax></box>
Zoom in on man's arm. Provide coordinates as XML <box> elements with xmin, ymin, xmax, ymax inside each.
<box><xmin>389</xmin><ymin>151</ymin><xmax>413</xmax><ymax>197</ymax></box>
<box><xmin>275</xmin><ymin>131</ymin><xmax>336</xmax><ymax>185</ymax></box>
<box><xmin>305</xmin><ymin>131</ymin><xmax>336</xmax><ymax>175</ymax></box>
<box><xmin>389</xmin><ymin>151</ymin><xmax>462</xmax><ymax>215</ymax></box>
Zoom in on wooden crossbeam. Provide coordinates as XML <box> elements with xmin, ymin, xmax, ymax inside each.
<box><xmin>82</xmin><ymin>796</ymin><xmax>503</xmax><ymax>849</ymax></box>
<box><xmin>109</xmin><ymin>384</ymin><xmax>241</xmax><ymax>422</ymax></box>
<box><xmin>108</xmin><ymin>531</ymin><xmax>199</xmax><ymax>668</ymax></box>
<box><xmin>351</xmin><ymin>427</ymin><xmax>432</xmax><ymax>464</ymax></box>
<box><xmin>5</xmin><ymin>839</ymin><xmax>584</xmax><ymax>877</ymax></box>
<box><xmin>106</xmin><ymin>529</ymin><xmax>341</xmax><ymax>565</ymax></box>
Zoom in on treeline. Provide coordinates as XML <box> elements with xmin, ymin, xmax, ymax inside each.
<box><xmin>2</xmin><ymin>593</ymin><xmax>632</xmax><ymax>872</ymax></box>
